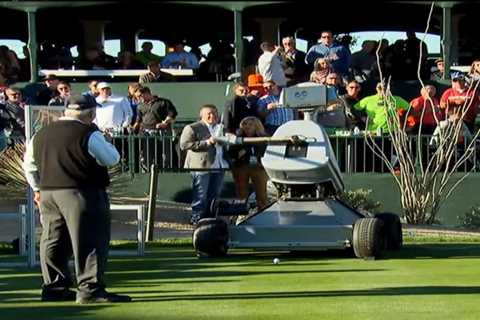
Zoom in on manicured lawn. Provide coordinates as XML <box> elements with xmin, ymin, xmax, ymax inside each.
<box><xmin>1</xmin><ymin>242</ymin><xmax>480</xmax><ymax>320</ymax></box>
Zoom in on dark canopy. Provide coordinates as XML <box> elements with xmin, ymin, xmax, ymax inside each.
<box><xmin>0</xmin><ymin>1</ymin><xmax>477</xmax><ymax>64</ymax></box>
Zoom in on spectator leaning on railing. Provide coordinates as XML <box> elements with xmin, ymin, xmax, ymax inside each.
<box><xmin>353</xmin><ymin>82</ymin><xmax>410</xmax><ymax>132</ymax></box>
<box><xmin>126</xmin><ymin>82</ymin><xmax>142</xmax><ymax>126</ymax></box>
<box><xmin>133</xmin><ymin>86</ymin><xmax>178</xmax><ymax>133</ymax></box>
<box><xmin>133</xmin><ymin>86</ymin><xmax>179</xmax><ymax>169</ymax></box>
<box><xmin>440</xmin><ymin>72</ymin><xmax>480</xmax><ymax>134</ymax></box>
<box><xmin>408</xmin><ymin>85</ymin><xmax>442</xmax><ymax>134</ymax></box>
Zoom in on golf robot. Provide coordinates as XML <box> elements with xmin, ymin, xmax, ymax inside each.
<box><xmin>193</xmin><ymin>82</ymin><xmax>402</xmax><ymax>259</ymax></box>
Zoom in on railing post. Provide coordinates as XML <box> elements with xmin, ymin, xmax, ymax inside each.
<box><xmin>128</xmin><ymin>133</ymin><xmax>135</xmax><ymax>179</ymax></box>
<box><xmin>146</xmin><ymin>164</ymin><xmax>159</xmax><ymax>242</ymax></box>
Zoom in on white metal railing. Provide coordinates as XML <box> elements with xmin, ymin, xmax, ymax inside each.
<box><xmin>39</xmin><ymin>68</ymin><xmax>194</xmax><ymax>78</ymax></box>
<box><xmin>110</xmin><ymin>204</ymin><xmax>146</xmax><ymax>257</ymax></box>
<box><xmin>0</xmin><ymin>203</ymin><xmax>146</xmax><ymax>267</ymax></box>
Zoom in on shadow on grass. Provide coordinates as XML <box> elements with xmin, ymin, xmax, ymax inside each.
<box><xmin>0</xmin><ymin>305</ymin><xmax>110</xmax><ymax>320</ymax></box>
<box><xmin>107</xmin><ymin>268</ymin><xmax>387</xmax><ymax>285</ymax></box>
<box><xmin>131</xmin><ymin>285</ymin><xmax>480</xmax><ymax>302</ymax></box>
<box><xmin>388</xmin><ymin>243</ymin><xmax>480</xmax><ymax>259</ymax></box>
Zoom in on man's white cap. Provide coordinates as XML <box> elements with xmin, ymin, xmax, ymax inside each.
<box><xmin>97</xmin><ymin>82</ymin><xmax>111</xmax><ymax>90</ymax></box>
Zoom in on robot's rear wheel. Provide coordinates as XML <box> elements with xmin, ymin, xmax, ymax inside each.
<box><xmin>376</xmin><ymin>212</ymin><xmax>403</xmax><ymax>250</ymax></box>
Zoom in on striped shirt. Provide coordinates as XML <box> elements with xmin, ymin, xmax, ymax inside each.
<box><xmin>257</xmin><ymin>94</ymin><xmax>294</xmax><ymax>126</ymax></box>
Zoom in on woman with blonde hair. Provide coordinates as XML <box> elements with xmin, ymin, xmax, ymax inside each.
<box><xmin>309</xmin><ymin>58</ymin><xmax>333</xmax><ymax>84</ymax></box>
<box><xmin>228</xmin><ymin>116</ymin><xmax>269</xmax><ymax>210</ymax></box>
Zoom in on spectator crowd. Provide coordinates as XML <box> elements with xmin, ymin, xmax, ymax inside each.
<box><xmin>2</xmin><ymin>29</ymin><xmax>480</xmax><ymax>224</ymax></box>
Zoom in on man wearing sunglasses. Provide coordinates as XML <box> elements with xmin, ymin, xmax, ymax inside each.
<box><xmin>305</xmin><ymin>30</ymin><xmax>351</xmax><ymax>77</ymax></box>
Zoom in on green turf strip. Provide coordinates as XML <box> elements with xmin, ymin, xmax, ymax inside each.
<box><xmin>1</xmin><ymin>242</ymin><xmax>480</xmax><ymax>320</ymax></box>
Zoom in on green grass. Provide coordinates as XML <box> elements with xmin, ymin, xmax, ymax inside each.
<box><xmin>1</xmin><ymin>240</ymin><xmax>480</xmax><ymax>320</ymax></box>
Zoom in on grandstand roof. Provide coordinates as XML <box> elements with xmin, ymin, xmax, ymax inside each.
<box><xmin>0</xmin><ymin>1</ymin><xmax>453</xmax><ymax>45</ymax></box>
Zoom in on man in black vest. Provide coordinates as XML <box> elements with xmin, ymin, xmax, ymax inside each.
<box><xmin>23</xmin><ymin>94</ymin><xmax>131</xmax><ymax>304</ymax></box>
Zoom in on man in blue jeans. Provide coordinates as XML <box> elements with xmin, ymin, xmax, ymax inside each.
<box><xmin>180</xmin><ymin>104</ymin><xmax>229</xmax><ymax>224</ymax></box>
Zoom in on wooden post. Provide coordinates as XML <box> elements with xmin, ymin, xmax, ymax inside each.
<box><xmin>146</xmin><ymin>164</ymin><xmax>159</xmax><ymax>242</ymax></box>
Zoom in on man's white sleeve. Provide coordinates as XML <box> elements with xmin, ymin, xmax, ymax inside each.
<box><xmin>88</xmin><ymin>131</ymin><xmax>120</xmax><ymax>167</ymax></box>
<box><xmin>23</xmin><ymin>137</ymin><xmax>40</xmax><ymax>192</ymax></box>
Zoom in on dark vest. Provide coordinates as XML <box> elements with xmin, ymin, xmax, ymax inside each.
<box><xmin>33</xmin><ymin>120</ymin><xmax>110</xmax><ymax>190</ymax></box>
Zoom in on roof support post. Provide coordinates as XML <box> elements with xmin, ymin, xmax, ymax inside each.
<box><xmin>26</xmin><ymin>9</ymin><xmax>38</xmax><ymax>83</ymax></box>
<box><xmin>440</xmin><ymin>2</ymin><xmax>454</xmax><ymax>79</ymax></box>
<box><xmin>234</xmin><ymin>9</ymin><xmax>243</xmax><ymax>75</ymax></box>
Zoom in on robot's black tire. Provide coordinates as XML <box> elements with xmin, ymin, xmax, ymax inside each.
<box><xmin>376</xmin><ymin>212</ymin><xmax>403</xmax><ymax>250</ymax></box>
<box><xmin>353</xmin><ymin>217</ymin><xmax>385</xmax><ymax>259</ymax></box>
<box><xmin>193</xmin><ymin>218</ymin><xmax>229</xmax><ymax>258</ymax></box>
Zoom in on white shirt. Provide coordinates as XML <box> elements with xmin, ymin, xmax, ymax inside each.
<box><xmin>258</xmin><ymin>51</ymin><xmax>287</xmax><ymax>87</ymax></box>
<box><xmin>23</xmin><ymin>117</ymin><xmax>120</xmax><ymax>191</ymax></box>
<box><xmin>94</xmin><ymin>94</ymin><xmax>132</xmax><ymax>130</ymax></box>
<box><xmin>206</xmin><ymin>123</ymin><xmax>229</xmax><ymax>169</ymax></box>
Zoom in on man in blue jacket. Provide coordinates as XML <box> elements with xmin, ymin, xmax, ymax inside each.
<box><xmin>305</xmin><ymin>30</ymin><xmax>351</xmax><ymax>77</ymax></box>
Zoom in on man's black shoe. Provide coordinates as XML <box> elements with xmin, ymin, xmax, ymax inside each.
<box><xmin>76</xmin><ymin>291</ymin><xmax>132</xmax><ymax>304</ymax></box>
<box><xmin>41</xmin><ymin>289</ymin><xmax>77</xmax><ymax>302</ymax></box>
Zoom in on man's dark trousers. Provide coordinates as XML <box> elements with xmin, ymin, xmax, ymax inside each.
<box><xmin>39</xmin><ymin>188</ymin><xmax>110</xmax><ymax>295</ymax></box>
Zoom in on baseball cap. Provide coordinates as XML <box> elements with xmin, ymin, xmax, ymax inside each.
<box><xmin>66</xmin><ymin>94</ymin><xmax>97</xmax><ymax>110</ymax></box>
<box><xmin>451</xmin><ymin>71</ymin><xmax>465</xmax><ymax>80</ymax></box>
<box><xmin>96</xmin><ymin>82</ymin><xmax>111</xmax><ymax>90</ymax></box>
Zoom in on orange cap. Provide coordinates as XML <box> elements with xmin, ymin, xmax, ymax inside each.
<box><xmin>247</xmin><ymin>74</ymin><xmax>263</xmax><ymax>88</ymax></box>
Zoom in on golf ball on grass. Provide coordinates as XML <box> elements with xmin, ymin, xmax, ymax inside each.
<box><xmin>273</xmin><ymin>258</ymin><xmax>280</xmax><ymax>264</ymax></box>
